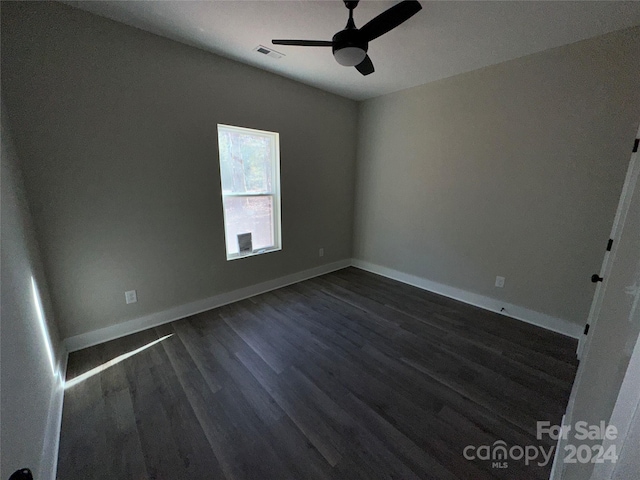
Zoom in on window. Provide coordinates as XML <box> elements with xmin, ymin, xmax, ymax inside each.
<box><xmin>217</xmin><ymin>124</ymin><xmax>281</xmax><ymax>260</ymax></box>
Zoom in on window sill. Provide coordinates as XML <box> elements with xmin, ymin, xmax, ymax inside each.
<box><xmin>226</xmin><ymin>246</ymin><xmax>281</xmax><ymax>261</ymax></box>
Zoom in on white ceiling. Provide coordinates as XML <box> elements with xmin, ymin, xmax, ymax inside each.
<box><xmin>66</xmin><ymin>1</ymin><xmax>640</xmax><ymax>101</ymax></box>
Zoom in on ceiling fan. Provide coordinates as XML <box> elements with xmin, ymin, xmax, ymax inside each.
<box><xmin>272</xmin><ymin>0</ymin><xmax>422</xmax><ymax>76</ymax></box>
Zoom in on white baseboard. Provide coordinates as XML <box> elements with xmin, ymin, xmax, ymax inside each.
<box><xmin>64</xmin><ymin>259</ymin><xmax>351</xmax><ymax>352</ymax></box>
<box><xmin>64</xmin><ymin>256</ymin><xmax>581</xmax><ymax>352</ymax></box>
<box><xmin>351</xmin><ymin>259</ymin><xmax>582</xmax><ymax>339</ymax></box>
<box><xmin>40</xmin><ymin>350</ymin><xmax>68</xmax><ymax>480</ymax></box>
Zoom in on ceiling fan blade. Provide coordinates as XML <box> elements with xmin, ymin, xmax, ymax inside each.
<box><xmin>272</xmin><ymin>39</ymin><xmax>333</xmax><ymax>47</ymax></box>
<box><xmin>355</xmin><ymin>55</ymin><xmax>374</xmax><ymax>76</ymax></box>
<box><xmin>359</xmin><ymin>0</ymin><xmax>422</xmax><ymax>42</ymax></box>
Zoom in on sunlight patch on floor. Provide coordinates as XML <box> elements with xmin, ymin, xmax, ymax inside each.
<box><xmin>65</xmin><ymin>334</ymin><xmax>173</xmax><ymax>389</ymax></box>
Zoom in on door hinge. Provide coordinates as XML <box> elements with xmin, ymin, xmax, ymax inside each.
<box><xmin>584</xmin><ymin>324</ymin><xmax>590</xmax><ymax>335</ymax></box>
<box><xmin>634</xmin><ymin>138</ymin><xmax>639</xmax><ymax>153</ymax></box>
<box><xmin>607</xmin><ymin>238</ymin><xmax>613</xmax><ymax>251</ymax></box>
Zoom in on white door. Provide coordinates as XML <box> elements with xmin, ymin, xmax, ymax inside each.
<box><xmin>552</xmin><ymin>126</ymin><xmax>640</xmax><ymax>480</ymax></box>
<box><xmin>577</xmin><ymin>130</ymin><xmax>640</xmax><ymax>360</ymax></box>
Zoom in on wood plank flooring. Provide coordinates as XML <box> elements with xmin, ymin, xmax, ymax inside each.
<box><xmin>58</xmin><ymin>267</ymin><xmax>579</xmax><ymax>479</ymax></box>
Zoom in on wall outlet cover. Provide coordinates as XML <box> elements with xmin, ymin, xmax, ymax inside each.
<box><xmin>495</xmin><ymin>276</ymin><xmax>505</xmax><ymax>288</ymax></box>
<box><xmin>125</xmin><ymin>290</ymin><xmax>137</xmax><ymax>304</ymax></box>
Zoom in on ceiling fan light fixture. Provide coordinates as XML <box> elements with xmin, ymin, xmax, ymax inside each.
<box><xmin>333</xmin><ymin>46</ymin><xmax>367</xmax><ymax>66</ymax></box>
<box><xmin>272</xmin><ymin>0</ymin><xmax>423</xmax><ymax>75</ymax></box>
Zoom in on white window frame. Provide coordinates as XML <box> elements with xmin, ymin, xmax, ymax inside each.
<box><xmin>217</xmin><ymin>124</ymin><xmax>282</xmax><ymax>261</ymax></box>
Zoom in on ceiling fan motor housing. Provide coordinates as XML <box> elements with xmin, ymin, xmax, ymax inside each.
<box><xmin>272</xmin><ymin>0</ymin><xmax>422</xmax><ymax>74</ymax></box>
<box><xmin>332</xmin><ymin>29</ymin><xmax>368</xmax><ymax>66</ymax></box>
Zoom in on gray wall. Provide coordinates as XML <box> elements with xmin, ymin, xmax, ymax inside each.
<box><xmin>353</xmin><ymin>27</ymin><xmax>640</xmax><ymax>328</ymax></box>
<box><xmin>1</xmin><ymin>1</ymin><xmax>358</xmax><ymax>339</ymax></box>
<box><xmin>1</xmin><ymin>103</ymin><xmax>65</xmax><ymax>480</ymax></box>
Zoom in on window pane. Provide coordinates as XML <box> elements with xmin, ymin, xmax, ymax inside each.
<box><xmin>218</xmin><ymin>129</ymin><xmax>273</xmax><ymax>194</ymax></box>
<box><xmin>223</xmin><ymin>196</ymin><xmax>274</xmax><ymax>255</ymax></box>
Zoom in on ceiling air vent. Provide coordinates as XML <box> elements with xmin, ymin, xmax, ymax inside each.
<box><xmin>254</xmin><ymin>45</ymin><xmax>284</xmax><ymax>59</ymax></box>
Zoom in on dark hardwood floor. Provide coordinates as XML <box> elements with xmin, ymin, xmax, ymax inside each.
<box><xmin>58</xmin><ymin>267</ymin><xmax>578</xmax><ymax>479</ymax></box>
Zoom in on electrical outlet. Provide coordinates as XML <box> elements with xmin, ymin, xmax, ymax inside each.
<box><xmin>319</xmin><ymin>248</ymin><xmax>324</xmax><ymax>257</ymax></box>
<box><xmin>125</xmin><ymin>290</ymin><xmax>137</xmax><ymax>304</ymax></box>
<box><xmin>495</xmin><ymin>276</ymin><xmax>505</xmax><ymax>288</ymax></box>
